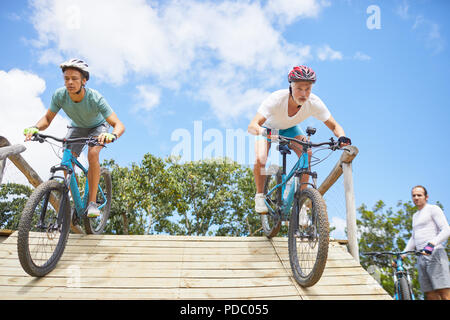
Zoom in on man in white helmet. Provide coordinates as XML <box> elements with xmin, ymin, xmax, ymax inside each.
<box><xmin>23</xmin><ymin>58</ymin><xmax>125</xmax><ymax>218</ymax></box>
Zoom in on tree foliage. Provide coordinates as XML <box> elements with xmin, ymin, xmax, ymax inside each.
<box><xmin>0</xmin><ymin>183</ymin><xmax>32</xmax><ymax>230</ymax></box>
<box><xmin>100</xmin><ymin>155</ymin><xmax>259</xmax><ymax>236</ymax></box>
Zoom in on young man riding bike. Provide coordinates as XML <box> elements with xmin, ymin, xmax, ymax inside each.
<box><xmin>23</xmin><ymin>58</ymin><xmax>125</xmax><ymax>218</ymax></box>
<box><xmin>247</xmin><ymin>65</ymin><xmax>351</xmax><ymax>214</ymax></box>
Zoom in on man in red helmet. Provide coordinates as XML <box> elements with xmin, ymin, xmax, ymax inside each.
<box><xmin>23</xmin><ymin>58</ymin><xmax>125</xmax><ymax>218</ymax></box>
<box><xmin>248</xmin><ymin>65</ymin><xmax>351</xmax><ymax>214</ymax></box>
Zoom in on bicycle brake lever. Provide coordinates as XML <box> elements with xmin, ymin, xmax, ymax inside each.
<box><xmin>32</xmin><ymin>135</ymin><xmax>45</xmax><ymax>143</ymax></box>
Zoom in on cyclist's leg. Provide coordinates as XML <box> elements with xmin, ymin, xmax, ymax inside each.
<box><xmin>254</xmin><ymin>136</ymin><xmax>271</xmax><ymax>213</ymax></box>
<box><xmin>254</xmin><ymin>136</ymin><xmax>271</xmax><ymax>193</ymax></box>
<box><xmin>436</xmin><ymin>288</ymin><xmax>450</xmax><ymax>300</ymax></box>
<box><xmin>86</xmin><ymin>122</ymin><xmax>110</xmax><ymax>204</ymax></box>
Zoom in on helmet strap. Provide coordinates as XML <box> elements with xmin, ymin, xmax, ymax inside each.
<box><xmin>289</xmin><ymin>85</ymin><xmax>302</xmax><ymax>109</ymax></box>
<box><xmin>75</xmin><ymin>85</ymin><xmax>85</xmax><ymax>95</ymax></box>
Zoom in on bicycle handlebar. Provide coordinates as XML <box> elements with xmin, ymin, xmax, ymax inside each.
<box><xmin>31</xmin><ymin>133</ymin><xmax>109</xmax><ymax>147</ymax></box>
<box><xmin>362</xmin><ymin>250</ymin><xmax>422</xmax><ymax>257</ymax></box>
<box><xmin>276</xmin><ymin>135</ymin><xmax>341</xmax><ymax>151</ymax></box>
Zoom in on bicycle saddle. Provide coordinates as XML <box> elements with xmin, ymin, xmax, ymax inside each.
<box><xmin>277</xmin><ymin>143</ymin><xmax>291</xmax><ymax>155</ymax></box>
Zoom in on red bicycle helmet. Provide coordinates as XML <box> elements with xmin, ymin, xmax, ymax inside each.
<box><xmin>288</xmin><ymin>65</ymin><xmax>316</xmax><ymax>83</ymax></box>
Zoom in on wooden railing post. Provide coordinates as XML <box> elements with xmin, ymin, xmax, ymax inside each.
<box><xmin>318</xmin><ymin>145</ymin><xmax>359</xmax><ymax>262</ymax></box>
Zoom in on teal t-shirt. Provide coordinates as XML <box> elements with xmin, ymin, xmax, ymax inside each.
<box><xmin>50</xmin><ymin>87</ymin><xmax>114</xmax><ymax>128</ymax></box>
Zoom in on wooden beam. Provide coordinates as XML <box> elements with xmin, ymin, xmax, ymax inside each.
<box><xmin>0</xmin><ymin>145</ymin><xmax>26</xmax><ymax>161</ymax></box>
<box><xmin>317</xmin><ymin>146</ymin><xmax>358</xmax><ymax>195</ymax></box>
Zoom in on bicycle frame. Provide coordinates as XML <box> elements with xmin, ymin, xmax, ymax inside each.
<box><xmin>50</xmin><ymin>144</ymin><xmax>108</xmax><ymax>219</ymax></box>
<box><xmin>265</xmin><ymin>143</ymin><xmax>315</xmax><ymax>219</ymax></box>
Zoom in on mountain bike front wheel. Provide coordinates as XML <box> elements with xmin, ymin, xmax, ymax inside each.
<box><xmin>397</xmin><ymin>277</ymin><xmax>413</xmax><ymax>300</ymax></box>
<box><xmin>83</xmin><ymin>167</ymin><xmax>112</xmax><ymax>234</ymax></box>
<box><xmin>17</xmin><ymin>180</ymin><xmax>71</xmax><ymax>277</ymax></box>
<box><xmin>288</xmin><ymin>187</ymin><xmax>329</xmax><ymax>287</ymax></box>
<box><xmin>261</xmin><ymin>167</ymin><xmax>282</xmax><ymax>238</ymax></box>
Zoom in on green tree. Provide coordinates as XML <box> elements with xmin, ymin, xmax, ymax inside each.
<box><xmin>101</xmin><ymin>159</ymin><xmax>145</xmax><ymax>235</ymax></box>
<box><xmin>152</xmin><ymin>157</ymin><xmax>259</xmax><ymax>236</ymax></box>
<box><xmin>0</xmin><ymin>183</ymin><xmax>33</xmax><ymax>230</ymax></box>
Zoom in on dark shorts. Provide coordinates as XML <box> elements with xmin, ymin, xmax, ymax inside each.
<box><xmin>417</xmin><ymin>248</ymin><xmax>450</xmax><ymax>292</ymax></box>
<box><xmin>65</xmin><ymin>122</ymin><xmax>110</xmax><ymax>157</ymax></box>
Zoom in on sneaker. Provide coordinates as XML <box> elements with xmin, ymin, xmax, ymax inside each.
<box><xmin>298</xmin><ymin>205</ymin><xmax>309</xmax><ymax>228</ymax></box>
<box><xmin>86</xmin><ymin>201</ymin><xmax>101</xmax><ymax>218</ymax></box>
<box><xmin>255</xmin><ymin>193</ymin><xmax>268</xmax><ymax>214</ymax></box>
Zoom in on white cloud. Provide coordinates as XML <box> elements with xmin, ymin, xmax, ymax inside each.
<box><xmin>330</xmin><ymin>216</ymin><xmax>346</xmax><ymax>239</ymax></box>
<box><xmin>0</xmin><ymin>69</ymin><xmax>84</xmax><ymax>185</ymax></box>
<box><xmin>29</xmin><ymin>0</ymin><xmax>333</xmax><ymax>123</ymax></box>
<box><xmin>134</xmin><ymin>85</ymin><xmax>161</xmax><ymax>112</ymax></box>
<box><xmin>317</xmin><ymin>45</ymin><xmax>343</xmax><ymax>61</ymax></box>
<box><xmin>265</xmin><ymin>0</ymin><xmax>330</xmax><ymax>25</ymax></box>
<box><xmin>354</xmin><ymin>51</ymin><xmax>371</xmax><ymax>61</ymax></box>
<box><xmin>395</xmin><ymin>0</ymin><xmax>410</xmax><ymax>20</ymax></box>
<box><xmin>395</xmin><ymin>2</ymin><xmax>445</xmax><ymax>55</ymax></box>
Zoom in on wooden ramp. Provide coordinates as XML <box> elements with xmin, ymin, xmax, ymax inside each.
<box><xmin>0</xmin><ymin>233</ymin><xmax>391</xmax><ymax>300</ymax></box>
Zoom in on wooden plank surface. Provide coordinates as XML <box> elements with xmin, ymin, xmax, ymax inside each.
<box><xmin>0</xmin><ymin>232</ymin><xmax>392</xmax><ymax>300</ymax></box>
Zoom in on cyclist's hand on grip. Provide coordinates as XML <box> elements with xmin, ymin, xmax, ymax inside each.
<box><xmin>338</xmin><ymin>136</ymin><xmax>351</xmax><ymax>147</ymax></box>
<box><xmin>23</xmin><ymin>126</ymin><xmax>39</xmax><ymax>141</ymax></box>
<box><xmin>420</xmin><ymin>242</ymin><xmax>435</xmax><ymax>255</ymax></box>
<box><xmin>98</xmin><ymin>132</ymin><xmax>117</xmax><ymax>144</ymax></box>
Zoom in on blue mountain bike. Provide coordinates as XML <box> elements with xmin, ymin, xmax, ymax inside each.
<box><xmin>17</xmin><ymin>133</ymin><xmax>113</xmax><ymax>277</ymax></box>
<box><xmin>363</xmin><ymin>251</ymin><xmax>420</xmax><ymax>300</ymax></box>
<box><xmin>261</xmin><ymin>127</ymin><xmax>345</xmax><ymax>287</ymax></box>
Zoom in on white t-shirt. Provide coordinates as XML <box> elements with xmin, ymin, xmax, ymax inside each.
<box><xmin>257</xmin><ymin>89</ymin><xmax>331</xmax><ymax>130</ymax></box>
<box><xmin>405</xmin><ymin>204</ymin><xmax>450</xmax><ymax>251</ymax></box>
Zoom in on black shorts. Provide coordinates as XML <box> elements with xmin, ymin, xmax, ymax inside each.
<box><xmin>65</xmin><ymin>122</ymin><xmax>110</xmax><ymax>157</ymax></box>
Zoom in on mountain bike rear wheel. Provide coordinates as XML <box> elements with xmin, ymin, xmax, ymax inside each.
<box><xmin>17</xmin><ymin>180</ymin><xmax>71</xmax><ymax>277</ymax></box>
<box><xmin>261</xmin><ymin>167</ymin><xmax>282</xmax><ymax>238</ymax></box>
<box><xmin>288</xmin><ymin>187</ymin><xmax>329</xmax><ymax>287</ymax></box>
<box><xmin>83</xmin><ymin>167</ymin><xmax>112</xmax><ymax>234</ymax></box>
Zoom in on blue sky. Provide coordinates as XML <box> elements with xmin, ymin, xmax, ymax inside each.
<box><xmin>1</xmin><ymin>0</ymin><xmax>449</xmax><ymax>238</ymax></box>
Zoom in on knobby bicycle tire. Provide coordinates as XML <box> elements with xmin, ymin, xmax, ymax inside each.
<box><xmin>17</xmin><ymin>180</ymin><xmax>71</xmax><ymax>277</ymax></box>
<box><xmin>397</xmin><ymin>276</ymin><xmax>412</xmax><ymax>300</ymax></box>
<box><xmin>261</xmin><ymin>167</ymin><xmax>282</xmax><ymax>238</ymax></box>
<box><xmin>288</xmin><ymin>187</ymin><xmax>329</xmax><ymax>287</ymax></box>
<box><xmin>83</xmin><ymin>167</ymin><xmax>112</xmax><ymax>234</ymax></box>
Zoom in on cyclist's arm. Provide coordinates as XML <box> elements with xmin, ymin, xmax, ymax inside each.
<box><xmin>36</xmin><ymin>110</ymin><xmax>57</xmax><ymax>131</ymax></box>
<box><xmin>100</xmin><ymin>112</ymin><xmax>125</xmax><ymax>143</ymax></box>
<box><xmin>247</xmin><ymin>112</ymin><xmax>267</xmax><ymax>136</ymax></box>
<box><xmin>24</xmin><ymin>110</ymin><xmax>56</xmax><ymax>141</ymax></box>
<box><xmin>323</xmin><ymin>115</ymin><xmax>345</xmax><ymax>138</ymax></box>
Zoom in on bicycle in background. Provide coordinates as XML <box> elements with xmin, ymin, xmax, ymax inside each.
<box><xmin>262</xmin><ymin>127</ymin><xmax>347</xmax><ymax>287</ymax></box>
<box><xmin>17</xmin><ymin>133</ymin><xmax>113</xmax><ymax>277</ymax></box>
<box><xmin>363</xmin><ymin>251</ymin><xmax>421</xmax><ymax>300</ymax></box>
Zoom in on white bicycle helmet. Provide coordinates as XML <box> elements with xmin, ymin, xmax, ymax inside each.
<box><xmin>60</xmin><ymin>58</ymin><xmax>90</xmax><ymax>80</ymax></box>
